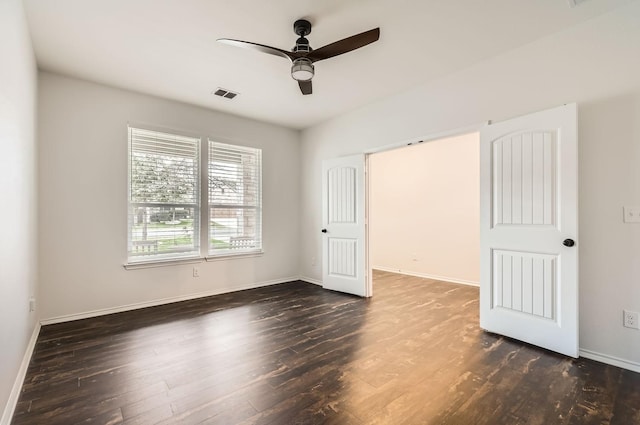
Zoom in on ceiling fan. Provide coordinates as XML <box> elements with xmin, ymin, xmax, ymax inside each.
<box><xmin>217</xmin><ymin>19</ymin><xmax>380</xmax><ymax>95</ymax></box>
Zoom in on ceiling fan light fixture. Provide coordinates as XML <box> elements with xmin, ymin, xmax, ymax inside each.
<box><xmin>291</xmin><ymin>58</ymin><xmax>314</xmax><ymax>81</ymax></box>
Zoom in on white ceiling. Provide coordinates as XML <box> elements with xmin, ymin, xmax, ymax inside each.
<box><xmin>24</xmin><ymin>0</ymin><xmax>631</xmax><ymax>129</ymax></box>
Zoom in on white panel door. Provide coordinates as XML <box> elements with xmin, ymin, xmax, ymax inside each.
<box><xmin>480</xmin><ymin>103</ymin><xmax>578</xmax><ymax>357</ymax></box>
<box><xmin>322</xmin><ymin>154</ymin><xmax>367</xmax><ymax>297</ymax></box>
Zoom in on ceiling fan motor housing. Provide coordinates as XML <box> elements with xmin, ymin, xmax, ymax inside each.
<box><xmin>293</xmin><ymin>38</ymin><xmax>311</xmax><ymax>53</ymax></box>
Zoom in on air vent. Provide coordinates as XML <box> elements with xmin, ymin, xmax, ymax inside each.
<box><xmin>212</xmin><ymin>88</ymin><xmax>239</xmax><ymax>99</ymax></box>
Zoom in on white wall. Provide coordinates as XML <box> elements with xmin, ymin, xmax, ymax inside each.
<box><xmin>301</xmin><ymin>2</ymin><xmax>640</xmax><ymax>368</ymax></box>
<box><xmin>38</xmin><ymin>72</ymin><xmax>300</xmax><ymax>321</ymax></box>
<box><xmin>0</xmin><ymin>0</ymin><xmax>38</xmax><ymax>421</ymax></box>
<box><xmin>370</xmin><ymin>133</ymin><xmax>479</xmax><ymax>285</ymax></box>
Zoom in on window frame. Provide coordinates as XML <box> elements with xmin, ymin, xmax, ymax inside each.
<box><xmin>125</xmin><ymin>126</ymin><xmax>263</xmax><ymax>268</ymax></box>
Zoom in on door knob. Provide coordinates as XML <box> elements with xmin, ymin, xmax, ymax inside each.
<box><xmin>563</xmin><ymin>238</ymin><xmax>575</xmax><ymax>247</ymax></box>
<box><xmin>321</xmin><ymin>229</ymin><xmax>327</xmax><ymax>233</ymax></box>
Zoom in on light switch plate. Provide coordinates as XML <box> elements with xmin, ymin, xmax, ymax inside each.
<box><xmin>623</xmin><ymin>206</ymin><xmax>640</xmax><ymax>223</ymax></box>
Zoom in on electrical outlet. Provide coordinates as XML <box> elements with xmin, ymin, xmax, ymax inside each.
<box><xmin>623</xmin><ymin>310</ymin><xmax>639</xmax><ymax>329</ymax></box>
<box><xmin>29</xmin><ymin>297</ymin><xmax>36</xmax><ymax>312</ymax></box>
<box><xmin>193</xmin><ymin>267</ymin><xmax>199</xmax><ymax>278</ymax></box>
<box><xmin>311</xmin><ymin>257</ymin><xmax>316</xmax><ymax>267</ymax></box>
<box><xmin>623</xmin><ymin>206</ymin><xmax>640</xmax><ymax>223</ymax></box>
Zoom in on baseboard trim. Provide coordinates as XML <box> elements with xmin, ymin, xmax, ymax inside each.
<box><xmin>373</xmin><ymin>266</ymin><xmax>479</xmax><ymax>287</ymax></box>
<box><xmin>579</xmin><ymin>348</ymin><xmax>640</xmax><ymax>373</ymax></box>
<box><xmin>40</xmin><ymin>276</ymin><xmax>300</xmax><ymax>325</ymax></box>
<box><xmin>1</xmin><ymin>322</ymin><xmax>41</xmax><ymax>425</ymax></box>
<box><xmin>299</xmin><ymin>276</ymin><xmax>322</xmax><ymax>286</ymax></box>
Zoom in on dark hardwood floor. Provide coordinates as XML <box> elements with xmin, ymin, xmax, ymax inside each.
<box><xmin>12</xmin><ymin>270</ymin><xmax>640</xmax><ymax>424</ymax></box>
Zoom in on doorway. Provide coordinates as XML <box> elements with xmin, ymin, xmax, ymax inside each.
<box><xmin>367</xmin><ymin>132</ymin><xmax>481</xmax><ymax>290</ymax></box>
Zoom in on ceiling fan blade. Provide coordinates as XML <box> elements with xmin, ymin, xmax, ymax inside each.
<box><xmin>217</xmin><ymin>38</ymin><xmax>295</xmax><ymax>61</ymax></box>
<box><xmin>307</xmin><ymin>28</ymin><xmax>380</xmax><ymax>62</ymax></box>
<box><xmin>298</xmin><ymin>80</ymin><xmax>312</xmax><ymax>95</ymax></box>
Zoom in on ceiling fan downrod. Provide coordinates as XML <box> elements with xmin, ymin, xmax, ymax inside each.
<box><xmin>293</xmin><ymin>19</ymin><xmax>312</xmax><ymax>53</ymax></box>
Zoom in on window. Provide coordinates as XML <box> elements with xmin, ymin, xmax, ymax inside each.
<box><xmin>209</xmin><ymin>141</ymin><xmax>262</xmax><ymax>256</ymax></box>
<box><xmin>128</xmin><ymin>127</ymin><xmax>200</xmax><ymax>262</ymax></box>
<box><xmin>127</xmin><ymin>127</ymin><xmax>262</xmax><ymax>265</ymax></box>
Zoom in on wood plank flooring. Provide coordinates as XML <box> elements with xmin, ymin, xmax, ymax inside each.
<box><xmin>12</xmin><ymin>270</ymin><xmax>640</xmax><ymax>424</ymax></box>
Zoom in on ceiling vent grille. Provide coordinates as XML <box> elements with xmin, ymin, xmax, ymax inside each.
<box><xmin>213</xmin><ymin>88</ymin><xmax>239</xmax><ymax>99</ymax></box>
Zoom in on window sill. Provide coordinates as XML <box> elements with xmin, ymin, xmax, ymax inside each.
<box><xmin>205</xmin><ymin>250</ymin><xmax>264</xmax><ymax>262</ymax></box>
<box><xmin>124</xmin><ymin>256</ymin><xmax>203</xmax><ymax>270</ymax></box>
<box><xmin>123</xmin><ymin>251</ymin><xmax>264</xmax><ymax>269</ymax></box>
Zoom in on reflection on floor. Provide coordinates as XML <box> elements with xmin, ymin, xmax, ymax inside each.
<box><xmin>12</xmin><ymin>270</ymin><xmax>640</xmax><ymax>424</ymax></box>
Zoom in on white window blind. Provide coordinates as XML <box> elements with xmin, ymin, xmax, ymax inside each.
<box><xmin>128</xmin><ymin>127</ymin><xmax>200</xmax><ymax>262</ymax></box>
<box><xmin>209</xmin><ymin>141</ymin><xmax>262</xmax><ymax>255</ymax></box>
